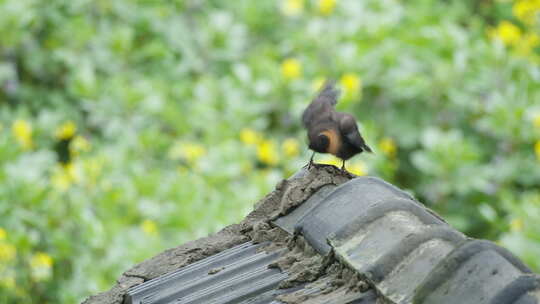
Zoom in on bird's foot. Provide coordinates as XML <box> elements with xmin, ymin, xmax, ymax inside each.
<box><xmin>304</xmin><ymin>152</ymin><xmax>316</xmax><ymax>170</ymax></box>
<box><xmin>303</xmin><ymin>160</ymin><xmax>315</xmax><ymax>170</ymax></box>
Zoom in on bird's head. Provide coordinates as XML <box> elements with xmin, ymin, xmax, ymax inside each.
<box><xmin>309</xmin><ymin>133</ymin><xmax>329</xmax><ymax>153</ymax></box>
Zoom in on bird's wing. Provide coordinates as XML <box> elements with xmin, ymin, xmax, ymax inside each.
<box><xmin>302</xmin><ymin>80</ymin><xmax>340</xmax><ymax>128</ymax></box>
<box><xmin>338</xmin><ymin>113</ymin><xmax>373</xmax><ymax>153</ymax></box>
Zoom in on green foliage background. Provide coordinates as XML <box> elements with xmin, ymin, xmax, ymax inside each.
<box><xmin>1</xmin><ymin>0</ymin><xmax>540</xmax><ymax>302</ymax></box>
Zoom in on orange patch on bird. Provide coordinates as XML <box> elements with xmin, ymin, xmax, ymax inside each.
<box><xmin>321</xmin><ymin>129</ymin><xmax>341</xmax><ymax>155</ymax></box>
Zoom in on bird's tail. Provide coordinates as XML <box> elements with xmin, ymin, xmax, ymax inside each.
<box><xmin>317</xmin><ymin>80</ymin><xmax>339</xmax><ymax>105</ymax></box>
<box><xmin>363</xmin><ymin>143</ymin><xmax>373</xmax><ymax>153</ymax></box>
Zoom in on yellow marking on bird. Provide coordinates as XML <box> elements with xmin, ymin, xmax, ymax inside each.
<box><xmin>321</xmin><ymin>129</ymin><xmax>341</xmax><ymax>155</ymax></box>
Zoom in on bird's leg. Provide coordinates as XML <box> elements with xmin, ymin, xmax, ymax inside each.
<box><xmin>304</xmin><ymin>151</ymin><xmax>316</xmax><ymax>169</ymax></box>
<box><xmin>308</xmin><ymin>151</ymin><xmax>315</xmax><ymax>169</ymax></box>
<box><xmin>341</xmin><ymin>159</ymin><xmax>346</xmax><ymax>171</ymax></box>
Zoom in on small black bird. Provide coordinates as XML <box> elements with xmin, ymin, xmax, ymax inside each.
<box><xmin>54</xmin><ymin>137</ymin><xmax>73</xmax><ymax>164</ymax></box>
<box><xmin>302</xmin><ymin>81</ymin><xmax>372</xmax><ymax>170</ymax></box>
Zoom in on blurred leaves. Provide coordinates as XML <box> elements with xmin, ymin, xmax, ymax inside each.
<box><xmin>0</xmin><ymin>0</ymin><xmax>540</xmax><ymax>303</ymax></box>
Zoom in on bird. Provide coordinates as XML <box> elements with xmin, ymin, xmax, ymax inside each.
<box><xmin>54</xmin><ymin>136</ymin><xmax>73</xmax><ymax>164</ymax></box>
<box><xmin>302</xmin><ymin>80</ymin><xmax>372</xmax><ymax>170</ymax></box>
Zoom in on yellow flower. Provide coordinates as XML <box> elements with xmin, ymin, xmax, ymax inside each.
<box><xmin>281</xmin><ymin>0</ymin><xmax>304</xmax><ymax>16</ymax></box>
<box><xmin>513</xmin><ymin>1</ymin><xmax>530</xmax><ymax>23</ymax></box>
<box><xmin>240</xmin><ymin>128</ymin><xmax>261</xmax><ymax>145</ymax></box>
<box><xmin>282</xmin><ymin>138</ymin><xmax>300</xmax><ymax>157</ymax></box>
<box><xmin>51</xmin><ymin>163</ymin><xmax>81</xmax><ymax>191</ymax></box>
<box><xmin>0</xmin><ymin>243</ymin><xmax>16</xmax><ymax>262</ymax></box>
<box><xmin>183</xmin><ymin>144</ymin><xmax>206</xmax><ymax>162</ymax></box>
<box><xmin>515</xmin><ymin>32</ymin><xmax>540</xmax><ymax>56</ymax></box>
<box><xmin>318</xmin><ymin>156</ymin><xmax>342</xmax><ymax>167</ymax></box>
<box><xmin>64</xmin><ymin>162</ymin><xmax>81</xmax><ymax>183</ymax></box>
<box><xmin>490</xmin><ymin>21</ymin><xmax>522</xmax><ymax>45</ymax></box>
<box><xmin>31</xmin><ymin>252</ymin><xmax>53</xmax><ymax>268</ymax></box>
<box><xmin>70</xmin><ymin>135</ymin><xmax>91</xmax><ymax>154</ymax></box>
<box><xmin>318</xmin><ymin>0</ymin><xmax>336</xmax><ymax>15</ymax></box>
<box><xmin>535</xmin><ymin>140</ymin><xmax>540</xmax><ymax>160</ymax></box>
<box><xmin>513</xmin><ymin>0</ymin><xmax>540</xmax><ymax>25</ymax></box>
<box><xmin>257</xmin><ymin>140</ymin><xmax>279</xmax><ymax>166</ymax></box>
<box><xmin>51</xmin><ymin>169</ymin><xmax>72</xmax><ymax>192</ymax></box>
<box><xmin>527</xmin><ymin>32</ymin><xmax>540</xmax><ymax>44</ymax></box>
<box><xmin>379</xmin><ymin>137</ymin><xmax>397</xmax><ymax>157</ymax></box>
<box><xmin>340</xmin><ymin>73</ymin><xmax>361</xmax><ymax>97</ymax></box>
<box><xmin>141</xmin><ymin>220</ymin><xmax>158</xmax><ymax>236</ymax></box>
<box><xmin>12</xmin><ymin>119</ymin><xmax>33</xmax><ymax>150</ymax></box>
<box><xmin>55</xmin><ymin>121</ymin><xmax>76</xmax><ymax>140</ymax></box>
<box><xmin>510</xmin><ymin>218</ymin><xmax>524</xmax><ymax>232</ymax></box>
<box><xmin>348</xmin><ymin>161</ymin><xmax>368</xmax><ymax>176</ymax></box>
<box><xmin>0</xmin><ymin>228</ymin><xmax>6</xmax><ymax>240</ymax></box>
<box><xmin>319</xmin><ymin>156</ymin><xmax>367</xmax><ymax>175</ymax></box>
<box><xmin>281</xmin><ymin>58</ymin><xmax>302</xmax><ymax>80</ymax></box>
<box><xmin>534</xmin><ymin>114</ymin><xmax>540</xmax><ymax>128</ymax></box>
<box><xmin>168</xmin><ymin>142</ymin><xmax>206</xmax><ymax>163</ymax></box>
<box><xmin>30</xmin><ymin>252</ymin><xmax>53</xmax><ymax>281</ymax></box>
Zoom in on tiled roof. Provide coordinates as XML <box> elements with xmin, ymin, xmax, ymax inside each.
<box><xmin>84</xmin><ymin>166</ymin><xmax>540</xmax><ymax>304</ymax></box>
<box><xmin>286</xmin><ymin>175</ymin><xmax>537</xmax><ymax>304</ymax></box>
<box><xmin>125</xmin><ymin>242</ymin><xmax>289</xmax><ymax>304</ymax></box>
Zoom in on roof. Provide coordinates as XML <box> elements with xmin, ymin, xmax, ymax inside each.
<box><xmin>82</xmin><ymin>165</ymin><xmax>540</xmax><ymax>304</ymax></box>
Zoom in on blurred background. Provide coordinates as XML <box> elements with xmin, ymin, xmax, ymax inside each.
<box><xmin>1</xmin><ymin>0</ymin><xmax>540</xmax><ymax>302</ymax></box>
